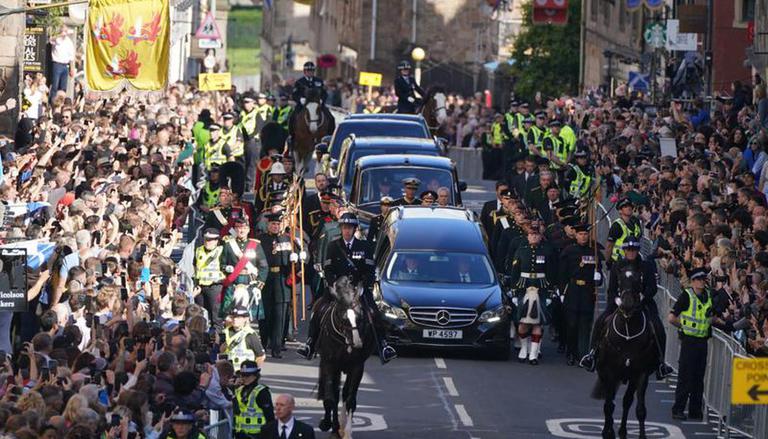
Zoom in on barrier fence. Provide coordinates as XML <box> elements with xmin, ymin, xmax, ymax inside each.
<box><xmin>596</xmin><ymin>192</ymin><xmax>767</xmax><ymax>439</ymax></box>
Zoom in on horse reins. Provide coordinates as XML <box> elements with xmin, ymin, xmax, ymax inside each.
<box><xmin>611</xmin><ymin>310</ymin><xmax>647</xmax><ymax>341</ymax></box>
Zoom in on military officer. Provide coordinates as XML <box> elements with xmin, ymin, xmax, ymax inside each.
<box><xmin>232</xmin><ymin>360</ymin><xmax>274</xmax><ymax>438</ymax></box>
<box><xmin>308</xmin><ymin>192</ymin><xmax>336</xmax><ymax>239</ymax></box>
<box><xmin>367</xmin><ymin>196</ymin><xmax>393</xmax><ymax>242</ymax></box>
<box><xmin>508</xmin><ymin>222</ymin><xmax>557</xmax><ymax>365</ymax></box>
<box><xmin>220</xmin><ymin>217</ymin><xmax>269</xmax><ymax>319</ymax></box>
<box><xmin>558</xmin><ymin>223</ymin><xmax>603</xmax><ymax>365</ymax></box>
<box><xmin>257</xmin><ymin>161</ymin><xmax>288</xmax><ymax>212</ymax></box>
<box><xmin>605</xmin><ymin>197</ymin><xmax>642</xmax><ymax>265</ymax></box>
<box><xmin>493</xmin><ymin>196</ymin><xmax>526</xmax><ymax>271</ymax></box>
<box><xmin>195</xmin><ymin>228</ymin><xmax>226</xmax><ymax>328</ymax></box>
<box><xmin>392</xmin><ymin>177</ymin><xmax>422</xmax><ymax>206</ymax></box>
<box><xmin>257</xmin><ymin>213</ymin><xmax>293</xmax><ymax>358</ymax></box>
<box><xmin>204</xmin><ymin>186</ymin><xmax>252</xmax><ymax>238</ymax></box>
<box><xmin>394</xmin><ymin>60</ymin><xmax>425</xmax><ymax>114</ymax></box>
<box><xmin>480</xmin><ymin>181</ymin><xmax>510</xmax><ymax>236</ymax></box>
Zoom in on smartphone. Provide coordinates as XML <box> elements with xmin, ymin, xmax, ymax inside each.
<box><xmin>120</xmin><ymin>288</ymin><xmax>128</xmax><ymax>302</ymax></box>
<box><xmin>110</xmin><ymin>414</ymin><xmax>121</xmax><ymax>428</ymax></box>
<box><xmin>178</xmin><ymin>320</ymin><xmax>185</xmax><ymax>331</ymax></box>
<box><xmin>124</xmin><ymin>338</ymin><xmax>135</xmax><ymax>353</ymax></box>
<box><xmin>48</xmin><ymin>359</ymin><xmax>58</xmax><ymax>371</ymax></box>
<box><xmin>136</xmin><ymin>348</ymin><xmax>145</xmax><ymax>362</ymax></box>
<box><xmin>40</xmin><ymin>367</ymin><xmax>50</xmax><ymax>381</ymax></box>
<box><xmin>85</xmin><ymin>313</ymin><xmax>94</xmax><ymax>328</ymax></box>
<box><xmin>217</xmin><ymin>354</ymin><xmax>229</xmax><ymax>362</ymax></box>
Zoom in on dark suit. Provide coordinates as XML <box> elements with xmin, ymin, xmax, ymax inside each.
<box><xmin>480</xmin><ymin>199</ymin><xmax>501</xmax><ymax>236</ymax></box>
<box><xmin>292</xmin><ymin>76</ymin><xmax>327</xmax><ymax>109</ymax></box>
<box><xmin>259</xmin><ymin>418</ymin><xmax>315</xmax><ymax>439</ymax></box>
<box><xmin>323</xmin><ymin>237</ymin><xmax>375</xmax><ymax>286</ymax></box>
<box><xmin>395</xmin><ymin>75</ymin><xmax>424</xmax><ymax>114</ymax></box>
<box><xmin>510</xmin><ymin>172</ymin><xmax>538</xmax><ymax>205</ymax></box>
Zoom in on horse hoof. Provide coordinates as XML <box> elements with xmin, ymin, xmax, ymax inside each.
<box><xmin>319</xmin><ymin>419</ymin><xmax>332</xmax><ymax>432</ymax></box>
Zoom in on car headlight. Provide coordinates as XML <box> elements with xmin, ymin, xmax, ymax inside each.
<box><xmin>478</xmin><ymin>305</ymin><xmax>506</xmax><ymax>323</ymax></box>
<box><xmin>379</xmin><ymin>301</ymin><xmax>407</xmax><ymax>320</ymax></box>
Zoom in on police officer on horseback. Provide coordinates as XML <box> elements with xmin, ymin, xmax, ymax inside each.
<box><xmin>395</xmin><ymin>60</ymin><xmax>424</xmax><ymax>114</ymax></box>
<box><xmin>298</xmin><ymin>212</ymin><xmax>397</xmax><ymax>363</ymax></box>
<box><xmin>292</xmin><ymin>61</ymin><xmax>327</xmax><ymax>113</ymax></box>
<box><xmin>580</xmin><ymin>237</ymin><xmax>674</xmax><ymax>379</ymax></box>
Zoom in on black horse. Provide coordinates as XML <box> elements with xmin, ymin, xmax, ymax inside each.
<box><xmin>591</xmin><ymin>287</ymin><xmax>659</xmax><ymax>439</ymax></box>
<box><xmin>316</xmin><ymin>276</ymin><xmax>375</xmax><ymax>438</ymax></box>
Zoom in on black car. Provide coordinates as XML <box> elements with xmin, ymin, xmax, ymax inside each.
<box><xmin>323</xmin><ymin>118</ymin><xmax>431</xmax><ymax>162</ymax></box>
<box><xmin>371</xmin><ymin>206</ymin><xmax>511</xmax><ymax>359</ymax></box>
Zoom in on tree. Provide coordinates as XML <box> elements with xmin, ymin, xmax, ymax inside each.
<box><xmin>508</xmin><ymin>0</ymin><xmax>581</xmax><ymax>102</ymax></box>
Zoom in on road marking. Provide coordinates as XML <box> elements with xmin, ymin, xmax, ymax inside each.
<box><xmin>683</xmin><ymin>421</ymin><xmax>708</xmax><ymax>425</ymax></box>
<box><xmin>435</xmin><ymin>357</ymin><xmax>447</xmax><ymax>369</ymax></box>
<box><xmin>455</xmin><ymin>404</ymin><xmax>474</xmax><ymax>427</ymax></box>
<box><xmin>655</xmin><ymin>389</ymin><xmax>675</xmax><ymax>393</ymax></box>
<box><xmin>693</xmin><ymin>433</ymin><xmax>717</xmax><ymax>436</ymax></box>
<box><xmin>661</xmin><ymin>399</ymin><xmax>674</xmax><ymax>403</ymax></box>
<box><xmin>546</xmin><ymin>418</ymin><xmax>685</xmax><ymax>439</ymax></box>
<box><xmin>443</xmin><ymin>377</ymin><xmax>459</xmax><ymax>397</ymax></box>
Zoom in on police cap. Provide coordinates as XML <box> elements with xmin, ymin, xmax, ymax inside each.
<box><xmin>519</xmin><ymin>102</ymin><xmax>529</xmax><ymax>109</ymax></box>
<box><xmin>380</xmin><ymin>196</ymin><xmax>394</xmax><ymax>205</ymax></box>
<box><xmin>265</xmin><ymin>212</ymin><xmax>282</xmax><ymax>222</ymax></box>
<box><xmin>403</xmin><ymin>177</ymin><xmax>421</xmax><ymax>189</ymax></box>
<box><xmin>209</xmin><ymin>123</ymin><xmax>221</xmax><ymax>131</ymax></box>
<box><xmin>535</xmin><ymin>111</ymin><xmax>547</xmax><ymax>118</ymax></box>
<box><xmin>621</xmin><ymin>237</ymin><xmax>642</xmax><ymax>250</ymax></box>
<box><xmin>573</xmin><ymin>223</ymin><xmax>591</xmax><ymax>233</ymax></box>
<box><xmin>169</xmin><ymin>410</ymin><xmax>196</xmax><ymax>423</ymax></box>
<box><xmin>203</xmin><ymin>228</ymin><xmax>220</xmax><ymax>240</ymax></box>
<box><xmin>500</xmin><ymin>189</ymin><xmax>515</xmax><ymax>199</ymax></box>
<box><xmin>574</xmin><ymin>149</ymin><xmax>589</xmax><ymax>159</ymax></box>
<box><xmin>230</xmin><ymin>306</ymin><xmax>250</xmax><ymax>317</ymax></box>
<box><xmin>689</xmin><ymin>267</ymin><xmax>708</xmax><ymax>281</ymax></box>
<box><xmin>257</xmin><ymin>92</ymin><xmax>267</xmax><ymax>99</ymax></box>
<box><xmin>549</xmin><ymin>120</ymin><xmax>562</xmax><ymax>127</ymax></box>
<box><xmin>303</xmin><ymin>61</ymin><xmax>316</xmax><ymax>70</ymax></box>
<box><xmin>523</xmin><ymin>116</ymin><xmax>535</xmax><ymax>124</ymax></box>
<box><xmin>222</xmin><ymin>112</ymin><xmax>236</xmax><ymax>120</ymax></box>
<box><xmin>339</xmin><ymin>212</ymin><xmax>359</xmax><ymax>226</ymax></box>
<box><xmin>397</xmin><ymin>60</ymin><xmax>412</xmax><ymax>70</ymax></box>
<box><xmin>420</xmin><ymin>190</ymin><xmax>437</xmax><ymax>201</ymax></box>
<box><xmin>243</xmin><ymin>96</ymin><xmax>256</xmax><ymax>103</ymax></box>
<box><xmin>239</xmin><ymin>360</ymin><xmax>261</xmax><ymax>376</ymax></box>
<box><xmin>616</xmin><ymin>197</ymin><xmax>634</xmax><ymax>210</ymax></box>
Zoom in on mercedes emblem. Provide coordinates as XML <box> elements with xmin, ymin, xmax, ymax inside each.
<box><xmin>436</xmin><ymin>310</ymin><xmax>451</xmax><ymax>326</ymax></box>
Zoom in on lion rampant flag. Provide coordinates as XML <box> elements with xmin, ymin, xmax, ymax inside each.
<box><xmin>85</xmin><ymin>0</ymin><xmax>170</xmax><ymax>94</ymax></box>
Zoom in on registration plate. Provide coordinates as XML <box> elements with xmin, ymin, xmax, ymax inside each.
<box><xmin>423</xmin><ymin>329</ymin><xmax>462</xmax><ymax>339</ymax></box>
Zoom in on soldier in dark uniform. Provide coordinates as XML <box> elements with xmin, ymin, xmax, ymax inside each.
<box><xmin>394</xmin><ymin>60</ymin><xmax>425</xmax><ymax>114</ymax></box>
<box><xmin>558</xmin><ymin>223</ymin><xmax>603</xmax><ymax>365</ymax></box>
<box><xmin>298</xmin><ymin>213</ymin><xmax>397</xmax><ymax>363</ymax></box>
<box><xmin>508</xmin><ymin>222</ymin><xmax>557</xmax><ymax>365</ymax></box>
<box><xmin>494</xmin><ymin>203</ymin><xmax>528</xmax><ymax>272</ymax></box>
<box><xmin>480</xmin><ymin>181</ymin><xmax>509</xmax><ymax>236</ymax></box>
<box><xmin>367</xmin><ymin>196</ymin><xmax>393</xmax><ymax>242</ymax></box>
<box><xmin>204</xmin><ymin>186</ymin><xmax>252</xmax><ymax>238</ymax></box>
<box><xmin>257</xmin><ymin>161</ymin><xmax>288</xmax><ymax>212</ymax></box>
<box><xmin>308</xmin><ymin>192</ymin><xmax>335</xmax><ymax>239</ymax></box>
<box><xmin>392</xmin><ymin>178</ymin><xmax>422</xmax><ymax>206</ymax></box>
<box><xmin>580</xmin><ymin>237</ymin><xmax>674</xmax><ymax>379</ymax></box>
<box><xmin>257</xmin><ymin>213</ymin><xmax>294</xmax><ymax>358</ymax></box>
<box><xmin>489</xmin><ymin>190</ymin><xmax>519</xmax><ymax>266</ymax></box>
<box><xmin>220</xmin><ymin>217</ymin><xmax>269</xmax><ymax>319</ymax></box>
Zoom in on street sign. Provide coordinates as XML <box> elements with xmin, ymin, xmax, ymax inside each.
<box><xmin>666</xmin><ymin>19</ymin><xmax>697</xmax><ymax>52</ymax></box>
<box><xmin>358</xmin><ymin>71</ymin><xmax>383</xmax><ymax>87</ymax></box>
<box><xmin>731</xmin><ymin>358</ymin><xmax>768</xmax><ymax>405</ymax></box>
<box><xmin>0</xmin><ymin>248</ymin><xmax>28</xmax><ymax>313</ymax></box>
<box><xmin>644</xmin><ymin>22</ymin><xmax>666</xmax><ymax>49</ymax></box>
<box><xmin>628</xmin><ymin>72</ymin><xmax>650</xmax><ymax>92</ymax></box>
<box><xmin>195</xmin><ymin>11</ymin><xmax>221</xmax><ymax>40</ymax></box>
<box><xmin>23</xmin><ymin>23</ymin><xmax>46</xmax><ymax>75</ymax></box>
<box><xmin>532</xmin><ymin>0</ymin><xmax>568</xmax><ymax>26</ymax></box>
<box><xmin>199</xmin><ymin>72</ymin><xmax>231</xmax><ymax>91</ymax></box>
<box><xmin>198</xmin><ymin>38</ymin><xmax>222</xmax><ymax>49</ymax></box>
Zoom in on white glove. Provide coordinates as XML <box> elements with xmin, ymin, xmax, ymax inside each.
<box><xmin>225</xmin><ymin>265</ymin><xmax>234</xmax><ymax>273</ymax></box>
<box><xmin>615</xmin><ymin>297</ymin><xmax>622</xmax><ymax>307</ymax></box>
<box><xmin>407</xmin><ymin>97</ymin><xmax>415</xmax><ymax>103</ymax></box>
<box><xmin>299</xmin><ymin>251</ymin><xmax>307</xmax><ymax>261</ymax></box>
<box><xmin>253</xmin><ymin>288</ymin><xmax>262</xmax><ymax>302</ymax></box>
<box><xmin>594</xmin><ymin>272</ymin><xmax>602</xmax><ymax>282</ymax></box>
<box><xmin>512</xmin><ymin>297</ymin><xmax>518</xmax><ymax>306</ymax></box>
<box><xmin>546</xmin><ymin>298</ymin><xmax>552</xmax><ymax>306</ymax></box>
<box><xmin>300</xmin><ymin>98</ymin><xmax>306</xmax><ymax>105</ymax></box>
<box><xmin>290</xmin><ymin>253</ymin><xmax>299</xmax><ymax>263</ymax></box>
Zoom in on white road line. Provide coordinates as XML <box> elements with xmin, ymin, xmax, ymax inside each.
<box><xmin>654</xmin><ymin>389</ymin><xmax>675</xmax><ymax>393</ymax></box>
<box><xmin>693</xmin><ymin>433</ymin><xmax>717</xmax><ymax>436</ymax></box>
<box><xmin>454</xmin><ymin>404</ymin><xmax>474</xmax><ymax>427</ymax></box>
<box><xmin>683</xmin><ymin>421</ymin><xmax>708</xmax><ymax>425</ymax></box>
<box><xmin>443</xmin><ymin>377</ymin><xmax>459</xmax><ymax>397</ymax></box>
<box><xmin>435</xmin><ymin>357</ymin><xmax>447</xmax><ymax>369</ymax></box>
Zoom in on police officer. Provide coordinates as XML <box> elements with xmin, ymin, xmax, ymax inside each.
<box><xmin>669</xmin><ymin>268</ymin><xmax>719</xmax><ymax>421</ymax></box>
<box><xmin>565</xmin><ymin>149</ymin><xmax>594</xmax><ymax>199</ymax></box>
<box><xmin>363</xmin><ymin>100</ymin><xmax>381</xmax><ymax>114</ymax></box>
<box><xmin>544</xmin><ymin>120</ymin><xmax>569</xmax><ymax>177</ymax></box>
<box><xmin>367</xmin><ymin>196</ymin><xmax>393</xmax><ymax>242</ymax></box>
<box><xmin>392</xmin><ymin>178</ymin><xmax>422</xmax><ymax>206</ymax></box>
<box><xmin>220</xmin><ymin>217</ymin><xmax>268</xmax><ymax>318</ymax></box>
<box><xmin>233</xmin><ymin>360</ymin><xmax>274</xmax><ymax>438</ymax></box>
<box><xmin>198</xmin><ymin>165</ymin><xmax>222</xmax><ymax>212</ymax></box>
<box><xmin>195</xmin><ymin>228</ymin><xmax>225</xmax><ymax>328</ymax></box>
<box><xmin>204</xmin><ymin>123</ymin><xmax>226</xmax><ymax>170</ymax></box>
<box><xmin>272</xmin><ymin>93</ymin><xmax>293</xmax><ymax>135</ymax></box>
<box><xmin>256</xmin><ymin>92</ymin><xmax>274</xmax><ymax>123</ymax></box>
<box><xmin>298</xmin><ymin>213</ymin><xmax>397</xmax><ymax>363</ymax></box>
<box><xmin>258</xmin><ymin>213</ymin><xmax>293</xmax><ymax>359</ymax></box>
<box><xmin>221</xmin><ymin>112</ymin><xmax>245</xmax><ymax>164</ymax></box>
<box><xmin>508</xmin><ymin>222</ymin><xmax>557</xmax><ymax>365</ymax></box>
<box><xmin>558</xmin><ymin>223</ymin><xmax>603</xmax><ymax>365</ymax></box>
<box><xmin>394</xmin><ymin>60</ymin><xmax>424</xmax><ymax>114</ymax></box>
<box><xmin>527</xmin><ymin>111</ymin><xmax>548</xmax><ymax>158</ymax></box>
<box><xmin>224</xmin><ymin>308</ymin><xmax>267</xmax><ymax>370</ymax></box>
<box><xmin>160</xmin><ymin>409</ymin><xmax>206</xmax><ymax>439</ymax></box>
<box><xmin>605</xmin><ymin>197</ymin><xmax>642</xmax><ymax>265</ymax></box>
<box><xmin>580</xmin><ymin>237</ymin><xmax>674</xmax><ymax>379</ymax></box>
<box><xmin>239</xmin><ymin>95</ymin><xmax>262</xmax><ymax>192</ymax></box>
<box><xmin>292</xmin><ymin>61</ymin><xmax>327</xmax><ymax>112</ymax></box>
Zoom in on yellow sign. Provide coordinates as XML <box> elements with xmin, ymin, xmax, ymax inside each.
<box><xmin>199</xmin><ymin>72</ymin><xmax>232</xmax><ymax>91</ymax></box>
<box><xmin>358</xmin><ymin>71</ymin><xmax>383</xmax><ymax>87</ymax></box>
<box><xmin>732</xmin><ymin>358</ymin><xmax>768</xmax><ymax>405</ymax></box>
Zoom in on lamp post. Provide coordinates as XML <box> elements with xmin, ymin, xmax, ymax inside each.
<box><xmin>411</xmin><ymin>46</ymin><xmax>426</xmax><ymax>85</ymax></box>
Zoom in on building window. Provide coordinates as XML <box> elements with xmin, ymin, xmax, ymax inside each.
<box><xmin>591</xmin><ymin>0</ymin><xmax>598</xmax><ymax>22</ymax></box>
<box><xmin>734</xmin><ymin>0</ymin><xmax>756</xmax><ymax>28</ymax></box>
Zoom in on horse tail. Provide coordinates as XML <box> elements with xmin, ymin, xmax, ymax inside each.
<box><xmin>591</xmin><ymin>377</ymin><xmax>606</xmax><ymax>400</ymax></box>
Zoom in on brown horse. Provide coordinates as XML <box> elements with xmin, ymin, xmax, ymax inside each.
<box><xmin>291</xmin><ymin>88</ymin><xmax>335</xmax><ymax>176</ymax></box>
<box><xmin>420</xmin><ymin>86</ymin><xmax>448</xmax><ymax>136</ymax></box>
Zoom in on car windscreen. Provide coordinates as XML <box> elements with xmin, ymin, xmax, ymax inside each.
<box><xmin>357</xmin><ymin>167</ymin><xmax>454</xmax><ymax>205</ymax></box>
<box><xmin>345</xmin><ymin>148</ymin><xmax>438</xmax><ymax>182</ymax></box>
<box><xmin>331</xmin><ymin>124</ymin><xmax>429</xmax><ymax>159</ymax></box>
<box><xmin>386</xmin><ymin>251</ymin><xmax>494</xmax><ymax>284</ymax></box>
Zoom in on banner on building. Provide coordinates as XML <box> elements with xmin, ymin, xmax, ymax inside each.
<box><xmin>627</xmin><ymin>0</ymin><xmax>665</xmax><ymax>10</ymax></box>
<box><xmin>532</xmin><ymin>0</ymin><xmax>568</xmax><ymax>26</ymax></box>
<box><xmin>22</xmin><ymin>21</ymin><xmax>47</xmax><ymax>76</ymax></box>
<box><xmin>0</xmin><ymin>248</ymin><xmax>28</xmax><ymax>313</ymax></box>
<box><xmin>85</xmin><ymin>0</ymin><xmax>170</xmax><ymax>95</ymax></box>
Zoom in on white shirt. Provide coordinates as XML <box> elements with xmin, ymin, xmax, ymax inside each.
<box><xmin>51</xmin><ymin>35</ymin><xmax>75</xmax><ymax>64</ymax></box>
<box><xmin>278</xmin><ymin>417</ymin><xmax>295</xmax><ymax>438</ymax></box>
<box><xmin>344</xmin><ymin>239</ymin><xmax>354</xmax><ymax>250</ymax></box>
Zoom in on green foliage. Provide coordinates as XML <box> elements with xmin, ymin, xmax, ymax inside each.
<box><xmin>32</xmin><ymin>7</ymin><xmax>66</xmax><ymax>30</ymax></box>
<box><xmin>227</xmin><ymin>7</ymin><xmax>263</xmax><ymax>76</ymax></box>
<box><xmin>508</xmin><ymin>0</ymin><xmax>581</xmax><ymax>102</ymax></box>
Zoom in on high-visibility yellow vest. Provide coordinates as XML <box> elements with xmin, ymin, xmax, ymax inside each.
<box><xmin>545</xmin><ymin>132</ymin><xmax>567</xmax><ymax>169</ymax></box>
<box><xmin>611</xmin><ymin>218</ymin><xmax>642</xmax><ymax>261</ymax></box>
<box><xmin>240</xmin><ymin>109</ymin><xmax>258</xmax><ymax>137</ymax></box>
<box><xmin>560</xmin><ymin>124</ymin><xmax>577</xmax><ymax>153</ymax></box>
<box><xmin>195</xmin><ymin>245</ymin><xmax>224</xmax><ymax>286</ymax></box>
<box><xmin>222</xmin><ymin>127</ymin><xmax>243</xmax><ymax>158</ymax></box>
<box><xmin>225</xmin><ymin>326</ymin><xmax>257</xmax><ymax>370</ymax></box>
<box><xmin>680</xmin><ymin>288</ymin><xmax>712</xmax><ymax>338</ymax></box>
<box><xmin>258</xmin><ymin>104</ymin><xmax>274</xmax><ymax>120</ymax></box>
<box><xmin>205</xmin><ymin>137</ymin><xmax>228</xmax><ymax>169</ymax></box>
<box><xmin>529</xmin><ymin>126</ymin><xmax>545</xmax><ymax>154</ymax></box>
<box><xmin>568</xmin><ymin>164</ymin><xmax>592</xmax><ymax>198</ymax></box>
<box><xmin>363</xmin><ymin>107</ymin><xmax>381</xmax><ymax>114</ymax></box>
<box><xmin>492</xmin><ymin>122</ymin><xmax>505</xmax><ymax>145</ymax></box>
<box><xmin>201</xmin><ymin>183</ymin><xmax>221</xmax><ymax>209</ymax></box>
<box><xmin>234</xmin><ymin>384</ymin><xmax>267</xmax><ymax>435</ymax></box>
<box><xmin>504</xmin><ymin>113</ymin><xmax>520</xmax><ymax>137</ymax></box>
<box><xmin>276</xmin><ymin>105</ymin><xmax>292</xmax><ymax>130</ymax></box>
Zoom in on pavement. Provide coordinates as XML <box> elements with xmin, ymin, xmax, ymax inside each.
<box><xmin>256</xmin><ymin>178</ymin><xmax>730</xmax><ymax>439</ymax></box>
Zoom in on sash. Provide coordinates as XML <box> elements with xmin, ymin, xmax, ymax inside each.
<box><xmin>223</xmin><ymin>239</ymin><xmax>260</xmax><ymax>288</ymax></box>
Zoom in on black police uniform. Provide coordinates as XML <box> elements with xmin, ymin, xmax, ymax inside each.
<box><xmin>395</xmin><ymin>74</ymin><xmax>425</xmax><ymax>114</ymax></box>
<box><xmin>291</xmin><ymin>75</ymin><xmax>327</xmax><ymax>112</ymax></box>
<box><xmin>257</xmin><ymin>229</ymin><xmax>293</xmax><ymax>358</ymax></box>
<box><xmin>559</xmin><ymin>240</ymin><xmax>603</xmax><ymax>363</ymax></box>
<box><xmin>367</xmin><ymin>213</ymin><xmax>385</xmax><ymax>242</ymax></box>
<box><xmin>392</xmin><ymin>196</ymin><xmax>422</xmax><ymax>207</ymax></box>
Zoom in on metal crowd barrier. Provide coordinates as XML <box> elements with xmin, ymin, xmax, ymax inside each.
<box><xmin>202</xmin><ymin>418</ymin><xmax>232</xmax><ymax>439</ymax></box>
<box><xmin>597</xmin><ymin>190</ymin><xmax>767</xmax><ymax>439</ymax></box>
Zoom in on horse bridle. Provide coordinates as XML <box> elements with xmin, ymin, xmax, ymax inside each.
<box><xmin>611</xmin><ymin>309</ymin><xmax>647</xmax><ymax>341</ymax></box>
<box><xmin>303</xmin><ymin>104</ymin><xmax>325</xmax><ymax>127</ymax></box>
<box><xmin>328</xmin><ymin>302</ymin><xmax>362</xmax><ymax>350</ymax></box>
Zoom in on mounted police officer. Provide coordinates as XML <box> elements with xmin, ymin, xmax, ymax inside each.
<box><xmin>298</xmin><ymin>212</ymin><xmax>397</xmax><ymax>363</ymax></box>
<box><xmin>195</xmin><ymin>228</ymin><xmax>225</xmax><ymax>328</ymax></box>
<box><xmin>508</xmin><ymin>220</ymin><xmax>557</xmax><ymax>365</ymax></box>
<box><xmin>558</xmin><ymin>223</ymin><xmax>603</xmax><ymax>365</ymax></box>
<box><xmin>394</xmin><ymin>60</ymin><xmax>424</xmax><ymax>114</ymax></box>
<box><xmin>220</xmin><ymin>217</ymin><xmax>268</xmax><ymax>318</ymax></box>
<box><xmin>292</xmin><ymin>61</ymin><xmax>327</xmax><ymax>113</ymax></box>
<box><xmin>392</xmin><ymin>177</ymin><xmax>422</xmax><ymax>206</ymax></box>
<box><xmin>580</xmin><ymin>237</ymin><xmax>674</xmax><ymax>379</ymax></box>
<box><xmin>605</xmin><ymin>197</ymin><xmax>642</xmax><ymax>266</ymax></box>
<box><xmin>257</xmin><ymin>212</ymin><xmax>293</xmax><ymax>359</ymax></box>
<box><xmin>160</xmin><ymin>409</ymin><xmax>206</xmax><ymax>439</ymax></box>
<box><xmin>233</xmin><ymin>360</ymin><xmax>274</xmax><ymax>438</ymax></box>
